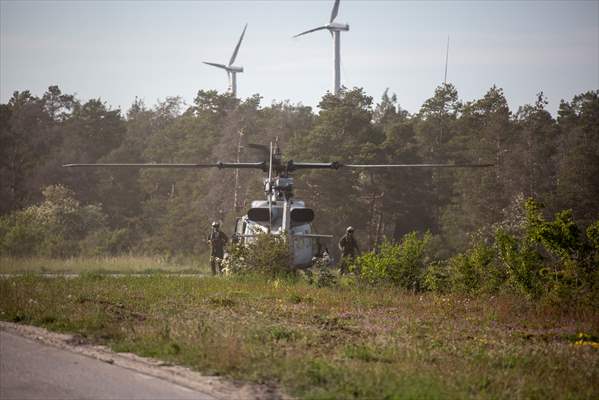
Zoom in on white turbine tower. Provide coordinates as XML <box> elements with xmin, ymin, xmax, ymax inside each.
<box><xmin>294</xmin><ymin>0</ymin><xmax>349</xmax><ymax>95</ymax></box>
<box><xmin>203</xmin><ymin>24</ymin><xmax>247</xmax><ymax>97</ymax></box>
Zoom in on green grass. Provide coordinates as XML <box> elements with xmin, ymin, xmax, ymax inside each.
<box><xmin>1</xmin><ymin>273</ymin><xmax>598</xmax><ymax>399</ymax></box>
<box><xmin>0</xmin><ymin>255</ymin><xmax>209</xmax><ymax>274</ymax></box>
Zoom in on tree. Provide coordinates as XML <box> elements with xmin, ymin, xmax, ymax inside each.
<box><xmin>373</xmin><ymin>90</ymin><xmax>433</xmax><ymax>242</ymax></box>
<box><xmin>410</xmin><ymin>84</ymin><xmax>463</xmax><ymax>238</ymax></box>
<box><xmin>441</xmin><ymin>86</ymin><xmax>512</xmax><ymax>251</ymax></box>
<box><xmin>289</xmin><ymin>88</ymin><xmax>382</xmax><ymax>254</ymax></box>
<box><xmin>513</xmin><ymin>92</ymin><xmax>558</xmax><ymax>202</ymax></box>
<box><xmin>0</xmin><ymin>90</ymin><xmax>56</xmax><ymax>212</ymax></box>
<box><xmin>555</xmin><ymin>91</ymin><xmax>599</xmax><ymax>227</ymax></box>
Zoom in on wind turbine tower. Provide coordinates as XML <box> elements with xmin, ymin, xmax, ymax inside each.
<box><xmin>203</xmin><ymin>24</ymin><xmax>247</xmax><ymax>97</ymax></box>
<box><xmin>294</xmin><ymin>0</ymin><xmax>349</xmax><ymax>95</ymax></box>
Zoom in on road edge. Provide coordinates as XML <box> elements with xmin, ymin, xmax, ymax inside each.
<box><xmin>0</xmin><ymin>321</ymin><xmax>285</xmax><ymax>400</ymax></box>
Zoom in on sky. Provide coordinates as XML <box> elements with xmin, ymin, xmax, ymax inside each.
<box><xmin>1</xmin><ymin>0</ymin><xmax>598</xmax><ymax>115</ymax></box>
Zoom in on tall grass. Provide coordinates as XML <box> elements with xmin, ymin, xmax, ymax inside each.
<box><xmin>0</xmin><ymin>255</ymin><xmax>209</xmax><ymax>274</ymax></box>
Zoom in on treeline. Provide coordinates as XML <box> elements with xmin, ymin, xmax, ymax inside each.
<box><xmin>0</xmin><ymin>85</ymin><xmax>598</xmax><ymax>261</ymax></box>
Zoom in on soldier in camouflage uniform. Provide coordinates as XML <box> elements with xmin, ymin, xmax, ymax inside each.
<box><xmin>338</xmin><ymin>226</ymin><xmax>360</xmax><ymax>274</ymax></box>
<box><xmin>207</xmin><ymin>221</ymin><xmax>228</xmax><ymax>275</ymax></box>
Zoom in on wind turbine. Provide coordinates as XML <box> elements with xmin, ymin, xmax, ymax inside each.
<box><xmin>203</xmin><ymin>24</ymin><xmax>247</xmax><ymax>97</ymax></box>
<box><xmin>294</xmin><ymin>0</ymin><xmax>349</xmax><ymax>95</ymax></box>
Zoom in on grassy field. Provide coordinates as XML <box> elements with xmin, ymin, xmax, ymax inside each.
<box><xmin>0</xmin><ymin>255</ymin><xmax>209</xmax><ymax>274</ymax></box>
<box><xmin>1</xmin><ymin>273</ymin><xmax>598</xmax><ymax>399</ymax></box>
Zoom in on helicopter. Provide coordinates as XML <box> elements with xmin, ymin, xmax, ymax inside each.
<box><xmin>64</xmin><ymin>139</ymin><xmax>492</xmax><ymax>268</ymax></box>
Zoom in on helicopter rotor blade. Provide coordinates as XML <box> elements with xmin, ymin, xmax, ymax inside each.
<box><xmin>343</xmin><ymin>163</ymin><xmax>495</xmax><ymax>168</ymax></box>
<box><xmin>66</xmin><ymin>161</ymin><xmax>494</xmax><ymax>171</ymax></box>
<box><xmin>287</xmin><ymin>161</ymin><xmax>493</xmax><ymax>171</ymax></box>
<box><xmin>287</xmin><ymin>161</ymin><xmax>341</xmax><ymax>171</ymax></box>
<box><xmin>63</xmin><ymin>162</ymin><xmax>267</xmax><ymax>170</ymax></box>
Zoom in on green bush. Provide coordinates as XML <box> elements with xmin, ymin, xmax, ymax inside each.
<box><xmin>445</xmin><ymin>241</ymin><xmax>504</xmax><ymax>294</ymax></box>
<box><xmin>0</xmin><ymin>185</ymin><xmax>107</xmax><ymax>258</ymax></box>
<box><xmin>357</xmin><ymin>231</ymin><xmax>431</xmax><ymax>291</ymax></box>
<box><xmin>494</xmin><ymin>198</ymin><xmax>598</xmax><ymax>303</ymax></box>
<box><xmin>422</xmin><ymin>261</ymin><xmax>450</xmax><ymax>293</ymax></box>
<box><xmin>227</xmin><ymin>232</ymin><xmax>292</xmax><ymax>276</ymax></box>
<box><xmin>587</xmin><ymin>221</ymin><xmax>599</xmax><ymax>251</ymax></box>
<box><xmin>79</xmin><ymin>228</ymin><xmax>132</xmax><ymax>256</ymax></box>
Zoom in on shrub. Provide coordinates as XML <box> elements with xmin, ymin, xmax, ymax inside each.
<box><xmin>495</xmin><ymin>198</ymin><xmax>598</xmax><ymax>303</ymax></box>
<box><xmin>422</xmin><ymin>261</ymin><xmax>450</xmax><ymax>293</ymax></box>
<box><xmin>357</xmin><ymin>231</ymin><xmax>432</xmax><ymax>290</ymax></box>
<box><xmin>587</xmin><ymin>220</ymin><xmax>599</xmax><ymax>251</ymax></box>
<box><xmin>227</xmin><ymin>232</ymin><xmax>292</xmax><ymax>276</ymax></box>
<box><xmin>304</xmin><ymin>256</ymin><xmax>337</xmax><ymax>288</ymax></box>
<box><xmin>445</xmin><ymin>241</ymin><xmax>503</xmax><ymax>294</ymax></box>
<box><xmin>79</xmin><ymin>228</ymin><xmax>132</xmax><ymax>256</ymax></box>
<box><xmin>0</xmin><ymin>212</ymin><xmax>45</xmax><ymax>256</ymax></box>
<box><xmin>0</xmin><ymin>185</ymin><xmax>107</xmax><ymax>258</ymax></box>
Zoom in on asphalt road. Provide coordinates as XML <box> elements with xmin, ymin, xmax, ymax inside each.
<box><xmin>0</xmin><ymin>331</ymin><xmax>215</xmax><ymax>400</ymax></box>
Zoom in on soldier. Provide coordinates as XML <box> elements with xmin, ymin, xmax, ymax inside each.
<box><xmin>207</xmin><ymin>221</ymin><xmax>228</xmax><ymax>275</ymax></box>
<box><xmin>338</xmin><ymin>226</ymin><xmax>360</xmax><ymax>274</ymax></box>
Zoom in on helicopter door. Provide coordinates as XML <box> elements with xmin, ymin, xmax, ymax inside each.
<box><xmin>291</xmin><ymin>224</ymin><xmax>315</xmax><ymax>267</ymax></box>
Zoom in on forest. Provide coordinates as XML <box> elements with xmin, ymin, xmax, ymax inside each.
<box><xmin>1</xmin><ymin>85</ymin><xmax>598</xmax><ymax>301</ymax></box>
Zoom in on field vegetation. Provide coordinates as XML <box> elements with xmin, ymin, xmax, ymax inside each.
<box><xmin>1</xmin><ymin>273</ymin><xmax>597</xmax><ymax>399</ymax></box>
<box><xmin>0</xmin><ymin>255</ymin><xmax>207</xmax><ymax>274</ymax></box>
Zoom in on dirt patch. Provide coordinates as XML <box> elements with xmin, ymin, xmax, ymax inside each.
<box><xmin>0</xmin><ymin>321</ymin><xmax>286</xmax><ymax>400</ymax></box>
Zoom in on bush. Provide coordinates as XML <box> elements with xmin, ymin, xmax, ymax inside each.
<box><xmin>303</xmin><ymin>256</ymin><xmax>337</xmax><ymax>288</ymax></box>
<box><xmin>357</xmin><ymin>231</ymin><xmax>431</xmax><ymax>291</ymax></box>
<box><xmin>227</xmin><ymin>232</ymin><xmax>292</xmax><ymax>276</ymax></box>
<box><xmin>422</xmin><ymin>261</ymin><xmax>450</xmax><ymax>293</ymax></box>
<box><xmin>0</xmin><ymin>212</ymin><xmax>45</xmax><ymax>256</ymax></box>
<box><xmin>0</xmin><ymin>185</ymin><xmax>108</xmax><ymax>258</ymax></box>
<box><xmin>446</xmin><ymin>242</ymin><xmax>504</xmax><ymax>294</ymax></box>
<box><xmin>79</xmin><ymin>228</ymin><xmax>132</xmax><ymax>256</ymax></box>
<box><xmin>494</xmin><ymin>198</ymin><xmax>598</xmax><ymax>303</ymax></box>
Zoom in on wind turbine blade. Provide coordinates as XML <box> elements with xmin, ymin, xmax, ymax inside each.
<box><xmin>330</xmin><ymin>0</ymin><xmax>340</xmax><ymax>23</ymax></box>
<box><xmin>203</xmin><ymin>62</ymin><xmax>229</xmax><ymax>70</ymax></box>
<box><xmin>293</xmin><ymin>26</ymin><xmax>328</xmax><ymax>38</ymax></box>
<box><xmin>229</xmin><ymin>23</ymin><xmax>247</xmax><ymax>66</ymax></box>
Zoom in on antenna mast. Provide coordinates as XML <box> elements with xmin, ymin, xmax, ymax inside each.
<box><xmin>444</xmin><ymin>35</ymin><xmax>450</xmax><ymax>85</ymax></box>
<box><xmin>233</xmin><ymin>129</ymin><xmax>244</xmax><ymax>212</ymax></box>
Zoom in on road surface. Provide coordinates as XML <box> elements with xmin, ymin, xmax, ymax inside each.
<box><xmin>0</xmin><ymin>330</ymin><xmax>215</xmax><ymax>400</ymax></box>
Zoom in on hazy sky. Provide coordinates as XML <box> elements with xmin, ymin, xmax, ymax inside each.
<box><xmin>1</xmin><ymin>0</ymin><xmax>597</xmax><ymax>115</ymax></box>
